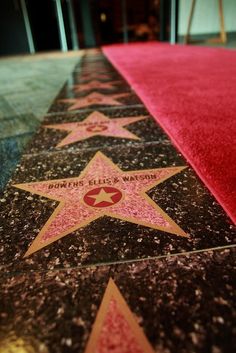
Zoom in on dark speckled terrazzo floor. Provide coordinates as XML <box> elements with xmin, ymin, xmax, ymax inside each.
<box><xmin>0</xmin><ymin>49</ymin><xmax>235</xmax><ymax>353</ymax></box>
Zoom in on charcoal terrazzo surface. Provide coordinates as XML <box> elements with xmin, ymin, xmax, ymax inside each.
<box><xmin>54</xmin><ymin>68</ymin><xmax>131</xmax><ymax>96</ymax></box>
<box><xmin>48</xmin><ymin>55</ymin><xmax>143</xmax><ymax>113</ymax></box>
<box><xmin>0</xmin><ymin>249</ymin><xmax>235</xmax><ymax>353</ymax></box>
<box><xmin>25</xmin><ymin>107</ymin><xmax>169</xmax><ymax>154</ymax></box>
<box><xmin>0</xmin><ymin>49</ymin><xmax>235</xmax><ymax>353</ymax></box>
<box><xmin>1</xmin><ymin>143</ymin><xmax>235</xmax><ymax>272</ymax></box>
<box><xmin>48</xmin><ymin>92</ymin><xmax>142</xmax><ymax>113</ymax></box>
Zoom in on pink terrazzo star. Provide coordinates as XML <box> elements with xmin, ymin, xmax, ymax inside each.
<box><xmin>14</xmin><ymin>152</ymin><xmax>187</xmax><ymax>257</ymax></box>
<box><xmin>96</xmin><ymin>299</ymin><xmax>145</xmax><ymax>353</ymax></box>
<box><xmin>44</xmin><ymin>111</ymin><xmax>147</xmax><ymax>147</ymax></box>
<box><xmin>73</xmin><ymin>80</ymin><xmax>120</xmax><ymax>93</ymax></box>
<box><xmin>60</xmin><ymin>92</ymin><xmax>130</xmax><ymax>111</ymax></box>
<box><xmin>84</xmin><ymin>278</ymin><xmax>155</xmax><ymax>353</ymax></box>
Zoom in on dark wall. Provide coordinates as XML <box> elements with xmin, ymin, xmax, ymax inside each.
<box><xmin>27</xmin><ymin>0</ymin><xmax>60</xmax><ymax>52</ymax></box>
<box><xmin>0</xmin><ymin>0</ymin><xmax>30</xmax><ymax>56</ymax></box>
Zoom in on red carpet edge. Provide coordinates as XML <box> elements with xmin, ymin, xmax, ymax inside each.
<box><xmin>103</xmin><ymin>43</ymin><xmax>236</xmax><ymax>225</ymax></box>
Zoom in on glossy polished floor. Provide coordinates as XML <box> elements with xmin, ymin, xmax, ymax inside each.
<box><xmin>0</xmin><ymin>49</ymin><xmax>235</xmax><ymax>353</ymax></box>
<box><xmin>0</xmin><ymin>51</ymin><xmax>81</xmax><ymax>190</ymax></box>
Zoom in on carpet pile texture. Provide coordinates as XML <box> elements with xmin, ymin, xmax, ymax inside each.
<box><xmin>103</xmin><ymin>43</ymin><xmax>236</xmax><ymax>224</ymax></box>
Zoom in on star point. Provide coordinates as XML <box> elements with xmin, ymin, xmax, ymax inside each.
<box><xmin>84</xmin><ymin>278</ymin><xmax>155</xmax><ymax>353</ymax></box>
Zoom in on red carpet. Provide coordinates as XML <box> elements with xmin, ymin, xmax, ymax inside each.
<box><xmin>103</xmin><ymin>43</ymin><xmax>236</xmax><ymax>225</ymax></box>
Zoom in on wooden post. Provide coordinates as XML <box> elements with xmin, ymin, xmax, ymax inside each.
<box><xmin>170</xmin><ymin>0</ymin><xmax>177</xmax><ymax>44</ymax></box>
<box><xmin>184</xmin><ymin>0</ymin><xmax>196</xmax><ymax>44</ymax></box>
<box><xmin>219</xmin><ymin>0</ymin><xmax>227</xmax><ymax>43</ymax></box>
<box><xmin>184</xmin><ymin>0</ymin><xmax>227</xmax><ymax>45</ymax></box>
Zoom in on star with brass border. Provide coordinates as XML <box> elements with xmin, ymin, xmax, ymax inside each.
<box><xmin>44</xmin><ymin>111</ymin><xmax>148</xmax><ymax>147</ymax></box>
<box><xmin>14</xmin><ymin>152</ymin><xmax>187</xmax><ymax>257</ymax></box>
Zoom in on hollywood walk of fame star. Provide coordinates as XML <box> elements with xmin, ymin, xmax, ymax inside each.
<box><xmin>14</xmin><ymin>152</ymin><xmax>187</xmax><ymax>257</ymax></box>
<box><xmin>43</xmin><ymin>111</ymin><xmax>147</xmax><ymax>147</ymax></box>
<box><xmin>73</xmin><ymin>80</ymin><xmax>121</xmax><ymax>93</ymax></box>
<box><xmin>84</xmin><ymin>278</ymin><xmax>155</xmax><ymax>353</ymax></box>
<box><xmin>59</xmin><ymin>92</ymin><xmax>130</xmax><ymax>111</ymax></box>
